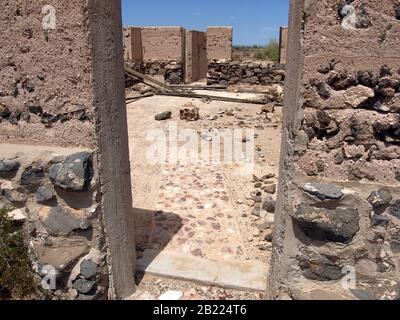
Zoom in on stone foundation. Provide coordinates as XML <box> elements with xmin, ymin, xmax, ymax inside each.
<box><xmin>207</xmin><ymin>61</ymin><xmax>286</xmax><ymax>86</ymax></box>
<box><xmin>126</xmin><ymin>60</ymin><xmax>184</xmax><ymax>85</ymax></box>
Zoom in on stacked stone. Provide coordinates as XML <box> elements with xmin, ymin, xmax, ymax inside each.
<box><xmin>0</xmin><ymin>151</ymin><xmax>106</xmax><ymax>300</ymax></box>
<box><xmin>271</xmin><ymin>0</ymin><xmax>400</xmax><ymax>301</ymax></box>
<box><xmin>207</xmin><ymin>61</ymin><xmax>285</xmax><ymax>86</ymax></box>
<box><xmin>126</xmin><ymin>60</ymin><xmax>183</xmax><ymax>85</ymax></box>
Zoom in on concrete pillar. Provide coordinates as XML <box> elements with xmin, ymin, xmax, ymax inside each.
<box><xmin>207</xmin><ymin>26</ymin><xmax>233</xmax><ymax>61</ymax></box>
<box><xmin>270</xmin><ymin>0</ymin><xmax>400</xmax><ymax>300</ymax></box>
<box><xmin>279</xmin><ymin>27</ymin><xmax>288</xmax><ymax>64</ymax></box>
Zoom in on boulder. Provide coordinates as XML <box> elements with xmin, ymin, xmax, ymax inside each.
<box><xmin>39</xmin><ymin>206</ymin><xmax>90</xmax><ymax>236</ymax></box>
<box><xmin>367</xmin><ymin>189</ymin><xmax>392</xmax><ymax>209</ymax></box>
<box><xmin>388</xmin><ymin>200</ymin><xmax>400</xmax><ymax>219</ymax></box>
<box><xmin>344</xmin><ymin>85</ymin><xmax>374</xmax><ymax>108</ymax></box>
<box><xmin>262</xmin><ymin>196</ymin><xmax>276</xmax><ymax>213</ymax></box>
<box><xmin>180</xmin><ymin>104</ymin><xmax>200</xmax><ymax>121</ymax></box>
<box><xmin>36</xmin><ymin>185</ymin><xmax>56</xmax><ymax>202</ymax></box>
<box><xmin>0</xmin><ymin>158</ymin><xmax>20</xmax><ymax>174</ymax></box>
<box><xmin>292</xmin><ymin>204</ymin><xmax>359</xmax><ymax>243</ymax></box>
<box><xmin>73</xmin><ymin>278</ymin><xmax>96</xmax><ymax>294</ymax></box>
<box><xmin>80</xmin><ymin>259</ymin><xmax>99</xmax><ymax>280</ymax></box>
<box><xmin>301</xmin><ymin>183</ymin><xmax>344</xmax><ymax>201</ymax></box>
<box><xmin>154</xmin><ymin>111</ymin><xmax>172</xmax><ymax>121</ymax></box>
<box><xmin>49</xmin><ymin>152</ymin><xmax>93</xmax><ymax>192</ymax></box>
<box><xmin>20</xmin><ymin>166</ymin><xmax>44</xmax><ymax>188</ymax></box>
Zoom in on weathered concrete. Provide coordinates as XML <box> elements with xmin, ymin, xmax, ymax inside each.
<box><xmin>207</xmin><ymin>26</ymin><xmax>233</xmax><ymax>61</ymax></box>
<box><xmin>185</xmin><ymin>30</ymin><xmax>207</xmax><ymax>83</ymax></box>
<box><xmin>270</xmin><ymin>0</ymin><xmax>400</xmax><ymax>300</ymax></box>
<box><xmin>279</xmin><ymin>27</ymin><xmax>288</xmax><ymax>64</ymax></box>
<box><xmin>138</xmin><ymin>250</ymin><xmax>268</xmax><ymax>292</ymax></box>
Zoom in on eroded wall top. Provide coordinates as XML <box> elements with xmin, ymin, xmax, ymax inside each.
<box><xmin>207</xmin><ymin>26</ymin><xmax>233</xmax><ymax>61</ymax></box>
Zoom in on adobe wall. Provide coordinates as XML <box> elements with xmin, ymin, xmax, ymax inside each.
<box><xmin>0</xmin><ymin>0</ymin><xmax>136</xmax><ymax>300</ymax></box>
<box><xmin>141</xmin><ymin>26</ymin><xmax>185</xmax><ymax>61</ymax></box>
<box><xmin>123</xmin><ymin>26</ymin><xmax>142</xmax><ymax>62</ymax></box>
<box><xmin>279</xmin><ymin>27</ymin><xmax>288</xmax><ymax>64</ymax></box>
<box><xmin>185</xmin><ymin>30</ymin><xmax>207</xmax><ymax>83</ymax></box>
<box><xmin>270</xmin><ymin>0</ymin><xmax>400</xmax><ymax>300</ymax></box>
<box><xmin>207</xmin><ymin>26</ymin><xmax>233</xmax><ymax>61</ymax></box>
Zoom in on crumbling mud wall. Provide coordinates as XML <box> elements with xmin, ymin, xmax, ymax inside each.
<box><xmin>123</xmin><ymin>26</ymin><xmax>142</xmax><ymax>62</ymax></box>
<box><xmin>185</xmin><ymin>30</ymin><xmax>208</xmax><ymax>83</ymax></box>
<box><xmin>207</xmin><ymin>26</ymin><xmax>233</xmax><ymax>61</ymax></box>
<box><xmin>0</xmin><ymin>0</ymin><xmax>136</xmax><ymax>299</ymax></box>
<box><xmin>279</xmin><ymin>27</ymin><xmax>288</xmax><ymax>64</ymax></box>
<box><xmin>207</xmin><ymin>61</ymin><xmax>285</xmax><ymax>86</ymax></box>
<box><xmin>270</xmin><ymin>0</ymin><xmax>400</xmax><ymax>300</ymax></box>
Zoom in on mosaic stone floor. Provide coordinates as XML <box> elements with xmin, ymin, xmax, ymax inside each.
<box><xmin>148</xmin><ymin>160</ymin><xmax>246</xmax><ymax>262</ymax></box>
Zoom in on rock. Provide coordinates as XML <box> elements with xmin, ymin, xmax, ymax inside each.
<box><xmin>264</xmin><ymin>229</ymin><xmax>273</xmax><ymax>242</ymax></box>
<box><xmin>180</xmin><ymin>104</ymin><xmax>200</xmax><ymax>121</ymax></box>
<box><xmin>154</xmin><ymin>111</ymin><xmax>172</xmax><ymax>121</ymax></box>
<box><xmin>367</xmin><ymin>189</ymin><xmax>392</xmax><ymax>209</ymax></box>
<box><xmin>36</xmin><ymin>185</ymin><xmax>56</xmax><ymax>202</ymax></box>
<box><xmin>0</xmin><ymin>158</ymin><xmax>20</xmax><ymax>174</ymax></box>
<box><xmin>7</xmin><ymin>208</ymin><xmax>26</xmax><ymax>223</ymax></box>
<box><xmin>350</xmin><ymin>289</ymin><xmax>376</xmax><ymax>301</ymax></box>
<box><xmin>301</xmin><ymin>183</ymin><xmax>344</xmax><ymax>201</ymax></box>
<box><xmin>344</xmin><ymin>85</ymin><xmax>374</xmax><ymax>108</ymax></box>
<box><xmin>334</xmin><ymin>150</ymin><xmax>345</xmax><ymax>164</ymax></box>
<box><xmin>39</xmin><ymin>206</ymin><xmax>90</xmax><ymax>236</ymax></box>
<box><xmin>292</xmin><ymin>204</ymin><xmax>359</xmax><ymax>243</ymax></box>
<box><xmin>20</xmin><ymin>166</ymin><xmax>44</xmax><ymax>188</ymax></box>
<box><xmin>73</xmin><ymin>278</ymin><xmax>96</xmax><ymax>294</ymax></box>
<box><xmin>33</xmin><ymin>243</ymin><xmax>90</xmax><ymax>271</ymax></box>
<box><xmin>252</xmin><ymin>208</ymin><xmax>261</xmax><ymax>217</ymax></box>
<box><xmin>388</xmin><ymin>200</ymin><xmax>400</xmax><ymax>219</ymax></box>
<box><xmin>263</xmin><ymin>184</ymin><xmax>276</xmax><ymax>194</ymax></box>
<box><xmin>396</xmin><ymin>6</ymin><xmax>400</xmax><ymax>20</ymax></box>
<box><xmin>2</xmin><ymin>189</ymin><xmax>27</xmax><ymax>204</ymax></box>
<box><xmin>80</xmin><ymin>259</ymin><xmax>99</xmax><ymax>280</ymax></box>
<box><xmin>371</xmin><ymin>214</ymin><xmax>390</xmax><ymax>227</ymax></box>
<box><xmin>262</xmin><ymin>196</ymin><xmax>276</xmax><ymax>213</ymax></box>
<box><xmin>297</xmin><ymin>248</ymin><xmax>343</xmax><ymax>281</ymax></box>
<box><xmin>49</xmin><ymin>152</ymin><xmax>93</xmax><ymax>192</ymax></box>
<box><xmin>355</xmin><ymin>3</ymin><xmax>370</xmax><ymax>29</ymax></box>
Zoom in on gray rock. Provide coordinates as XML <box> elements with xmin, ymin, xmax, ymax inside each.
<box><xmin>36</xmin><ymin>185</ymin><xmax>55</xmax><ymax>202</ymax></box>
<box><xmin>20</xmin><ymin>166</ymin><xmax>44</xmax><ymax>187</ymax></box>
<box><xmin>355</xmin><ymin>4</ymin><xmax>369</xmax><ymax>29</ymax></box>
<box><xmin>73</xmin><ymin>278</ymin><xmax>96</xmax><ymax>294</ymax></box>
<box><xmin>292</xmin><ymin>204</ymin><xmax>359</xmax><ymax>243</ymax></box>
<box><xmin>0</xmin><ymin>158</ymin><xmax>20</xmax><ymax>173</ymax></box>
<box><xmin>371</xmin><ymin>214</ymin><xmax>390</xmax><ymax>227</ymax></box>
<box><xmin>297</xmin><ymin>249</ymin><xmax>343</xmax><ymax>281</ymax></box>
<box><xmin>154</xmin><ymin>111</ymin><xmax>172</xmax><ymax>121</ymax></box>
<box><xmin>367</xmin><ymin>189</ymin><xmax>392</xmax><ymax>209</ymax></box>
<box><xmin>302</xmin><ymin>183</ymin><xmax>344</xmax><ymax>201</ymax></box>
<box><xmin>252</xmin><ymin>208</ymin><xmax>261</xmax><ymax>217</ymax></box>
<box><xmin>389</xmin><ymin>200</ymin><xmax>400</xmax><ymax>219</ymax></box>
<box><xmin>80</xmin><ymin>259</ymin><xmax>99</xmax><ymax>280</ymax></box>
<box><xmin>350</xmin><ymin>289</ymin><xmax>376</xmax><ymax>300</ymax></box>
<box><xmin>2</xmin><ymin>189</ymin><xmax>27</xmax><ymax>204</ymax></box>
<box><xmin>40</xmin><ymin>206</ymin><xmax>90</xmax><ymax>236</ymax></box>
<box><xmin>262</xmin><ymin>196</ymin><xmax>276</xmax><ymax>213</ymax></box>
<box><xmin>49</xmin><ymin>152</ymin><xmax>93</xmax><ymax>192</ymax></box>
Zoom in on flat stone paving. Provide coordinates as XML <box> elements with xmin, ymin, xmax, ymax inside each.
<box><xmin>148</xmin><ymin>160</ymin><xmax>246</xmax><ymax>262</ymax></box>
<box><xmin>137</xmin><ymin>249</ymin><xmax>267</xmax><ymax>292</ymax></box>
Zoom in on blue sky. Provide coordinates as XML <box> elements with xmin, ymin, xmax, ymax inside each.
<box><xmin>122</xmin><ymin>0</ymin><xmax>289</xmax><ymax>46</ymax></box>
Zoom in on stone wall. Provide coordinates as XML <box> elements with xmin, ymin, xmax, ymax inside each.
<box><xmin>0</xmin><ymin>0</ymin><xmax>136</xmax><ymax>299</ymax></box>
<box><xmin>279</xmin><ymin>27</ymin><xmax>288</xmax><ymax>64</ymax></box>
<box><xmin>185</xmin><ymin>30</ymin><xmax>207</xmax><ymax>83</ymax></box>
<box><xmin>207</xmin><ymin>61</ymin><xmax>285</xmax><ymax>86</ymax></box>
<box><xmin>126</xmin><ymin>60</ymin><xmax>184</xmax><ymax>85</ymax></box>
<box><xmin>270</xmin><ymin>0</ymin><xmax>400</xmax><ymax>300</ymax></box>
<box><xmin>207</xmin><ymin>27</ymin><xmax>233</xmax><ymax>61</ymax></box>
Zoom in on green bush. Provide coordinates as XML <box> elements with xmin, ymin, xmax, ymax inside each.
<box><xmin>0</xmin><ymin>207</ymin><xmax>39</xmax><ymax>299</ymax></box>
<box><xmin>255</xmin><ymin>39</ymin><xmax>280</xmax><ymax>62</ymax></box>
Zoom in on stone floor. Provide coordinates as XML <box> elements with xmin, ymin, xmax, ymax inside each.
<box><xmin>149</xmin><ymin>160</ymin><xmax>246</xmax><ymax>262</ymax></box>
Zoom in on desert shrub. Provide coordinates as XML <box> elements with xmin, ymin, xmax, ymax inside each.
<box><xmin>0</xmin><ymin>207</ymin><xmax>39</xmax><ymax>299</ymax></box>
<box><xmin>255</xmin><ymin>39</ymin><xmax>280</xmax><ymax>61</ymax></box>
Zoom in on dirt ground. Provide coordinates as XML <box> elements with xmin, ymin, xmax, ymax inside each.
<box><xmin>126</xmin><ymin>87</ymin><xmax>283</xmax><ymax>299</ymax></box>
